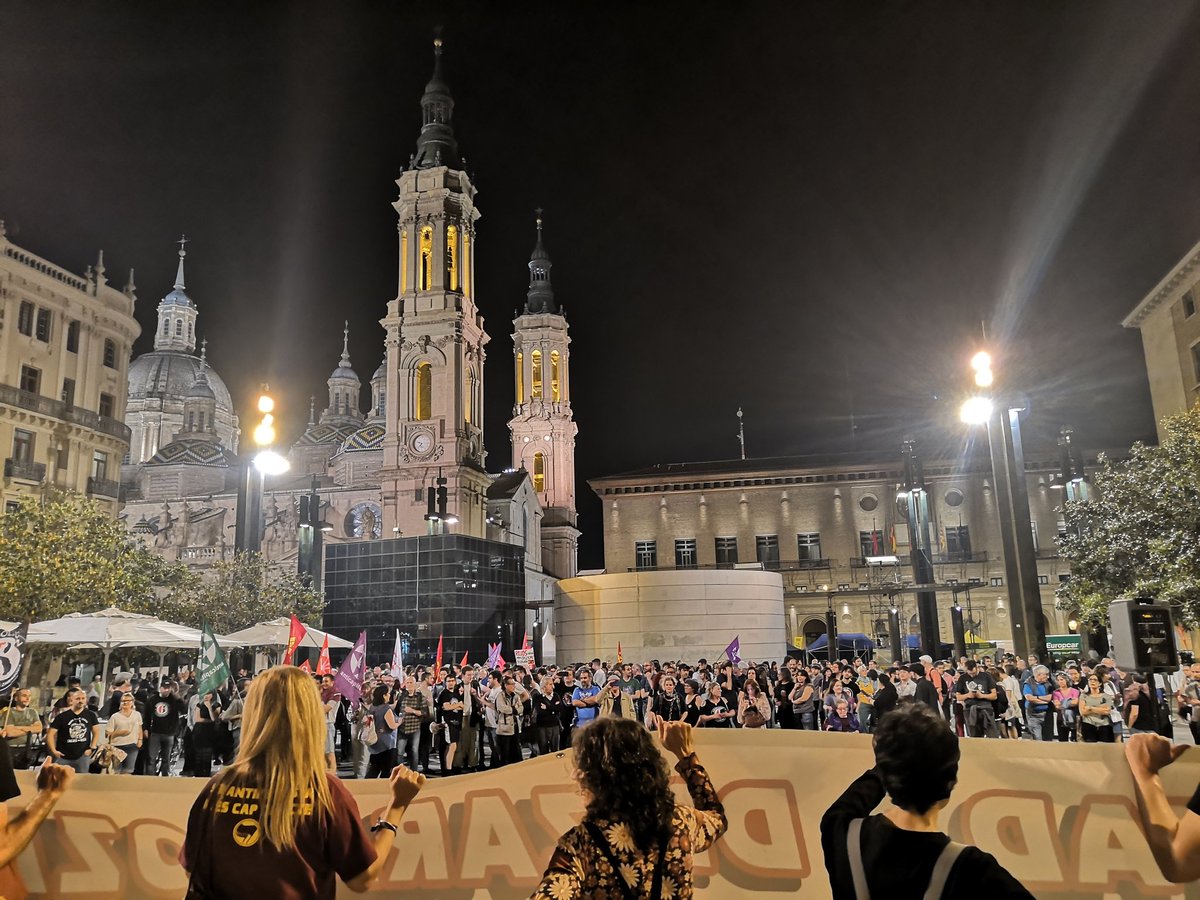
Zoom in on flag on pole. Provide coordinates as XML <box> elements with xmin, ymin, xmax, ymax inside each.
<box><xmin>889</xmin><ymin>525</ymin><xmax>897</xmax><ymax>554</ymax></box>
<box><xmin>0</xmin><ymin>623</ymin><xmax>28</xmax><ymax>696</ymax></box>
<box><xmin>486</xmin><ymin>642</ymin><xmax>502</xmax><ymax>669</ymax></box>
<box><xmin>283</xmin><ymin>614</ymin><xmax>307</xmax><ymax>666</ymax></box>
<box><xmin>459</xmin><ymin>650</ymin><xmax>469</xmax><ymax>670</ymax></box>
<box><xmin>723</xmin><ymin>635</ymin><xmax>742</xmax><ymax>666</ymax></box>
<box><xmin>316</xmin><ymin>634</ymin><xmax>331</xmax><ymax>675</ymax></box>
<box><xmin>391</xmin><ymin>629</ymin><xmax>405</xmax><ymax>678</ymax></box>
<box><xmin>521</xmin><ymin>631</ymin><xmax>531</xmax><ymax>650</ymax></box>
<box><xmin>333</xmin><ymin>630</ymin><xmax>367</xmax><ymax>704</ymax></box>
<box><xmin>616</xmin><ymin>642</ymin><xmax>623</xmax><ymax>664</ymax></box>
<box><xmin>197</xmin><ymin>622</ymin><xmax>231</xmax><ymax>698</ymax></box>
<box><xmin>299</xmin><ymin>659</ymin><xmax>312</xmax><ymax>674</ymax></box>
<box><xmin>434</xmin><ymin>634</ymin><xmax>444</xmax><ymax>677</ymax></box>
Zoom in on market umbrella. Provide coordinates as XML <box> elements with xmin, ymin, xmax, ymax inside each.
<box><xmin>222</xmin><ymin>617</ymin><xmax>353</xmax><ymax>651</ymax></box>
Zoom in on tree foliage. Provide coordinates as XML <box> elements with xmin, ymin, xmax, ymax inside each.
<box><xmin>0</xmin><ymin>491</ymin><xmax>193</xmax><ymax>624</ymax></box>
<box><xmin>159</xmin><ymin>551</ymin><xmax>325</xmax><ymax>634</ymax></box>
<box><xmin>1057</xmin><ymin>406</ymin><xmax>1200</xmax><ymax>628</ymax></box>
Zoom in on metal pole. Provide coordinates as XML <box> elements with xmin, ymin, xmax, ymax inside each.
<box><xmin>234</xmin><ymin>461</ymin><xmax>263</xmax><ymax>554</ymax></box>
<box><xmin>825</xmin><ymin>606</ymin><xmax>839</xmax><ymax>663</ymax></box>
<box><xmin>902</xmin><ymin>439</ymin><xmax>941</xmax><ymax>659</ymax></box>
<box><xmin>888</xmin><ymin>606</ymin><xmax>904</xmax><ymax>664</ymax></box>
<box><xmin>985</xmin><ymin>413</ymin><xmax>1029</xmax><ymax>659</ymax></box>
<box><xmin>1004</xmin><ymin>408</ymin><xmax>1047</xmax><ymax>663</ymax></box>
<box><xmin>950</xmin><ymin>604</ymin><xmax>967</xmax><ymax>661</ymax></box>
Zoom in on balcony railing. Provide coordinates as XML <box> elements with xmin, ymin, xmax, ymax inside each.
<box><xmin>4</xmin><ymin>458</ymin><xmax>46</xmax><ymax>483</ymax></box>
<box><xmin>87</xmin><ymin>477</ymin><xmax>121</xmax><ymax>499</ymax></box>
<box><xmin>0</xmin><ymin>384</ymin><xmax>130</xmax><ymax>442</ymax></box>
<box><xmin>931</xmin><ymin>550</ymin><xmax>991</xmax><ymax>564</ymax></box>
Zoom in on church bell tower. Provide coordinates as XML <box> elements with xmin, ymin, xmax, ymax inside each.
<box><xmin>380</xmin><ymin>37</ymin><xmax>490</xmax><ymax>537</ymax></box>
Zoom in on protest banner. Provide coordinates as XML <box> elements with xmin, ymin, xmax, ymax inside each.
<box><xmin>3</xmin><ymin>731</ymin><xmax>1197</xmax><ymax>898</ymax></box>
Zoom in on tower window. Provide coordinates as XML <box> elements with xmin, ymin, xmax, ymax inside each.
<box><xmin>66</xmin><ymin>320</ymin><xmax>80</xmax><ymax>353</ymax></box>
<box><xmin>415</xmin><ymin>362</ymin><xmax>432</xmax><ymax>421</ymax></box>
<box><xmin>550</xmin><ymin>350</ymin><xmax>560</xmax><ymax>402</ymax></box>
<box><xmin>531</xmin><ymin>350</ymin><xmax>542</xmax><ymax>399</ymax></box>
<box><xmin>400</xmin><ymin>229</ymin><xmax>409</xmax><ymax>292</ymax></box>
<box><xmin>515</xmin><ymin>351</ymin><xmax>524</xmax><ymax>404</ymax></box>
<box><xmin>103</xmin><ymin>339</ymin><xmax>117</xmax><ymax>368</ymax></box>
<box><xmin>162</xmin><ymin>318</ymin><xmax>170</xmax><ymax>336</ymax></box>
<box><xmin>533</xmin><ymin>451</ymin><xmax>545</xmax><ymax>493</ymax></box>
<box><xmin>462</xmin><ymin>229</ymin><xmax>471</xmax><ymax>298</ymax></box>
<box><xmin>446</xmin><ymin>225</ymin><xmax>458</xmax><ymax>291</ymax></box>
<box><xmin>17</xmin><ymin>302</ymin><xmax>34</xmax><ymax>336</ymax></box>
<box><xmin>175</xmin><ymin>320</ymin><xmax>183</xmax><ymax>337</ymax></box>
<box><xmin>187</xmin><ymin>412</ymin><xmax>195</xmax><ymax>431</ymax></box>
<box><xmin>419</xmin><ymin>227</ymin><xmax>433</xmax><ymax>291</ymax></box>
<box><xmin>188</xmin><ymin>321</ymin><xmax>194</xmax><ymax>340</ymax></box>
<box><xmin>198</xmin><ymin>412</ymin><xmax>206</xmax><ymax>431</ymax></box>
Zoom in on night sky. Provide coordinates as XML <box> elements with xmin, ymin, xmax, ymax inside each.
<box><xmin>3</xmin><ymin>3</ymin><xmax>1200</xmax><ymax>567</ymax></box>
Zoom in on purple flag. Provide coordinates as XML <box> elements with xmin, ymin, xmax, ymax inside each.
<box><xmin>333</xmin><ymin>631</ymin><xmax>367</xmax><ymax>704</ymax></box>
<box><xmin>724</xmin><ymin>635</ymin><xmax>742</xmax><ymax>666</ymax></box>
<box><xmin>486</xmin><ymin>642</ymin><xmax>502</xmax><ymax>669</ymax></box>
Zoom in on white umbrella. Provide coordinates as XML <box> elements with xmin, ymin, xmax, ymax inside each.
<box><xmin>222</xmin><ymin>617</ymin><xmax>353</xmax><ymax>650</ymax></box>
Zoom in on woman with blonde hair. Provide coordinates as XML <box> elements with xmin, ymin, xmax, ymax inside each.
<box><xmin>181</xmin><ymin>666</ymin><xmax>425</xmax><ymax>898</ymax></box>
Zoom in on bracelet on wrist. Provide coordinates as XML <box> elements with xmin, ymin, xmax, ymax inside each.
<box><xmin>371</xmin><ymin>819</ymin><xmax>398</xmax><ymax>835</ymax></box>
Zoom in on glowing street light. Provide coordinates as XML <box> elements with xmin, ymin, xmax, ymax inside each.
<box><xmin>236</xmin><ymin>386</ymin><xmax>288</xmax><ymax>552</ymax></box>
<box><xmin>960</xmin><ymin>396</ymin><xmax>994</xmax><ymax>424</ymax></box>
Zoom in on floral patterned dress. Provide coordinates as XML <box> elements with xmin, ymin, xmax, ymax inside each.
<box><xmin>529</xmin><ymin>753</ymin><xmax>727</xmax><ymax>900</ymax></box>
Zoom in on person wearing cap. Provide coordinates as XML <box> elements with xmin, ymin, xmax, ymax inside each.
<box><xmin>597</xmin><ymin>675</ymin><xmax>637</xmax><ymax>721</ymax></box>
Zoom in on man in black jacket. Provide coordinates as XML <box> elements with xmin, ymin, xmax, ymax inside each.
<box><xmin>910</xmin><ymin>663</ymin><xmax>942</xmax><ymax>716</ymax></box>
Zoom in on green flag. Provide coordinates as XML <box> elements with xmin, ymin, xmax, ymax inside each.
<box><xmin>197</xmin><ymin>621</ymin><xmax>231</xmax><ymax>697</ymax></box>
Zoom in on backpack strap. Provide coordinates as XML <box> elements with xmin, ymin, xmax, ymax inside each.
<box><xmin>584</xmin><ymin>822</ymin><xmax>638</xmax><ymax>900</ymax></box>
<box><xmin>846</xmin><ymin>818</ymin><xmax>871</xmax><ymax>900</ymax></box>
<box><xmin>923</xmin><ymin>840</ymin><xmax>965</xmax><ymax>900</ymax></box>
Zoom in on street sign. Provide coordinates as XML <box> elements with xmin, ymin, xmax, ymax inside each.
<box><xmin>1045</xmin><ymin>634</ymin><xmax>1081</xmax><ymax>656</ymax></box>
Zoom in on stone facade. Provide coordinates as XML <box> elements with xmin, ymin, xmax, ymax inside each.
<box><xmin>1124</xmin><ymin>239</ymin><xmax>1200</xmax><ymax>440</ymax></box>
<box><xmin>0</xmin><ymin>226</ymin><xmax>139</xmax><ymax>514</ymax></box>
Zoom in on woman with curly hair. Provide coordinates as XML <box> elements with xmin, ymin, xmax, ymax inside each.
<box><xmin>530</xmin><ymin>718</ymin><xmax>727</xmax><ymax>899</ymax></box>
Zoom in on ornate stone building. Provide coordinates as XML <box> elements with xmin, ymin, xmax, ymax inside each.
<box><xmin>0</xmin><ymin>224</ymin><xmax>140</xmax><ymax>514</ymax></box>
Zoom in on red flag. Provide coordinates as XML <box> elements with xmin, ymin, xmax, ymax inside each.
<box><xmin>316</xmin><ymin>634</ymin><xmax>331</xmax><ymax>675</ymax></box>
<box><xmin>283</xmin><ymin>614</ymin><xmax>307</xmax><ymax>666</ymax></box>
<box><xmin>434</xmin><ymin>634</ymin><xmax>444</xmax><ymax>677</ymax></box>
<box><xmin>459</xmin><ymin>650</ymin><xmax>469</xmax><ymax>669</ymax></box>
<box><xmin>521</xmin><ymin>631</ymin><xmax>531</xmax><ymax>650</ymax></box>
<box><xmin>497</xmin><ymin>654</ymin><xmax>506</xmax><ymax>672</ymax></box>
<box><xmin>298</xmin><ymin>659</ymin><xmax>312</xmax><ymax>674</ymax></box>
<box><xmin>617</xmin><ymin>642</ymin><xmax>623</xmax><ymax>664</ymax></box>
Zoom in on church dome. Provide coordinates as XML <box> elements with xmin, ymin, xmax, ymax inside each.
<box><xmin>145</xmin><ymin>436</ymin><xmax>234</xmax><ymax>467</ymax></box>
<box><xmin>295</xmin><ymin>422</ymin><xmax>357</xmax><ymax>447</ymax></box>
<box><xmin>160</xmin><ymin>287</ymin><xmax>193</xmax><ymax>307</ymax></box>
<box><xmin>339</xmin><ymin>422</ymin><xmax>386</xmax><ymax>454</ymax></box>
<box><xmin>128</xmin><ymin>350</ymin><xmax>234</xmax><ymax>413</ymax></box>
<box><xmin>185</xmin><ymin>372</ymin><xmax>216</xmax><ymax>401</ymax></box>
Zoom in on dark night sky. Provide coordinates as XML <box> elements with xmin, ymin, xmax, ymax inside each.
<box><xmin>3</xmin><ymin>2</ymin><xmax>1200</xmax><ymax>567</ymax></box>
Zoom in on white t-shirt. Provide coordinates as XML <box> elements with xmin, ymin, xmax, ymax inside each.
<box><xmin>106</xmin><ymin>710</ymin><xmax>143</xmax><ymax>745</ymax></box>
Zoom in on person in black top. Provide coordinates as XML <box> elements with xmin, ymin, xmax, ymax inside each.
<box><xmin>910</xmin><ymin>662</ymin><xmax>942</xmax><ymax>716</ymax></box>
<box><xmin>821</xmin><ymin>702</ymin><xmax>1032</xmax><ymax>899</ymax></box>
<box><xmin>46</xmin><ymin>688</ymin><xmax>101</xmax><ymax>775</ymax></box>
<box><xmin>871</xmin><ymin>670</ymin><xmax>898</xmax><ymax>724</ymax></box>
<box><xmin>147</xmin><ymin>681</ymin><xmax>187</xmax><ymax>776</ymax></box>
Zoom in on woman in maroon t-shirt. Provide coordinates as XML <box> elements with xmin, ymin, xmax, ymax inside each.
<box><xmin>181</xmin><ymin>667</ymin><xmax>425</xmax><ymax>899</ymax></box>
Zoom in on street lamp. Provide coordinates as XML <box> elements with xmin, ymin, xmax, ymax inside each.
<box><xmin>959</xmin><ymin>351</ymin><xmax>1047</xmax><ymax>662</ymax></box>
<box><xmin>236</xmin><ymin>386</ymin><xmax>289</xmax><ymax>552</ymax></box>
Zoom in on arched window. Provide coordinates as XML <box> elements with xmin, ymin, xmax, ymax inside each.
<box><xmin>462</xmin><ymin>229</ymin><xmax>471</xmax><ymax>299</ymax></box>
<box><xmin>188</xmin><ymin>321</ymin><xmax>194</xmax><ymax>340</ymax></box>
<box><xmin>161</xmin><ymin>318</ymin><xmax>169</xmax><ymax>336</ymax></box>
<box><xmin>446</xmin><ymin>225</ymin><xmax>458</xmax><ymax>291</ymax></box>
<box><xmin>531</xmin><ymin>350</ymin><xmax>542</xmax><ymax>399</ymax></box>
<box><xmin>419</xmin><ymin>227</ymin><xmax>433</xmax><ymax>291</ymax></box>
<box><xmin>464</xmin><ymin>369</ymin><xmax>473</xmax><ymax>424</ymax></box>
<box><xmin>378</xmin><ymin>388</ymin><xmax>386</xmax><ymax>418</ymax></box>
<box><xmin>533</xmin><ymin>451</ymin><xmax>545</xmax><ymax>493</ymax></box>
<box><xmin>550</xmin><ymin>350</ymin><xmax>560</xmax><ymax>402</ymax></box>
<box><xmin>400</xmin><ymin>229</ymin><xmax>409</xmax><ymax>291</ymax></box>
<box><xmin>515</xmin><ymin>351</ymin><xmax>524</xmax><ymax>404</ymax></box>
<box><xmin>198</xmin><ymin>412</ymin><xmax>205</xmax><ymax>431</ymax></box>
<box><xmin>415</xmin><ymin>362</ymin><xmax>432</xmax><ymax>421</ymax></box>
<box><xmin>175</xmin><ymin>320</ymin><xmax>183</xmax><ymax>337</ymax></box>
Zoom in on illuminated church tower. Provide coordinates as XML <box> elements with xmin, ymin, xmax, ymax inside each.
<box><xmin>509</xmin><ymin>213</ymin><xmax>580</xmax><ymax>577</ymax></box>
<box><xmin>379</xmin><ymin>37</ymin><xmax>490</xmax><ymax>536</ymax></box>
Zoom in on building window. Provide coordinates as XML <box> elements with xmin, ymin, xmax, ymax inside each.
<box><xmin>161</xmin><ymin>318</ymin><xmax>170</xmax><ymax>336</ymax></box>
<box><xmin>12</xmin><ymin>430</ymin><xmax>34</xmax><ymax>463</ymax></box>
<box><xmin>61</xmin><ymin>378</ymin><xmax>75</xmax><ymax>407</ymax></box>
<box><xmin>19</xmin><ymin>366</ymin><xmax>40</xmax><ymax>395</ymax></box>
<box><xmin>531</xmin><ymin>350</ymin><xmax>542</xmax><ymax>399</ymax></box>
<box><xmin>175</xmin><ymin>319</ymin><xmax>183</xmax><ymax>337</ymax></box>
<box><xmin>35</xmin><ymin>308</ymin><xmax>51</xmax><ymax>342</ymax></box>
<box><xmin>17</xmin><ymin>302</ymin><xmax>34</xmax><ymax>336</ymax></box>
<box><xmin>414</xmin><ymin>362</ymin><xmax>431</xmax><ymax>420</ymax></box>
<box><xmin>990</xmin><ymin>576</ymin><xmax>1004</xmax><ymax>587</ymax></box>
<box><xmin>945</xmin><ymin>525</ymin><xmax>971</xmax><ymax>558</ymax></box>
<box><xmin>56</xmin><ymin>444</ymin><xmax>68</xmax><ymax>470</ymax></box>
<box><xmin>944</xmin><ymin>488</ymin><xmax>964</xmax><ymax>508</ymax></box>
<box><xmin>66</xmin><ymin>320</ymin><xmax>80</xmax><ymax>353</ymax></box>
<box><xmin>675</xmin><ymin>538</ymin><xmax>698</xmax><ymax>569</ymax></box>
<box><xmin>1193</xmin><ymin>344</ymin><xmax>1200</xmax><ymax>385</ymax></box>
<box><xmin>1037</xmin><ymin>574</ymin><xmax>1049</xmax><ymax>586</ymax></box>
<box><xmin>515</xmin><ymin>351</ymin><xmax>524</xmax><ymax>404</ymax></box>
<box><xmin>91</xmin><ymin>450</ymin><xmax>108</xmax><ymax>482</ymax></box>
<box><xmin>634</xmin><ymin>540</ymin><xmax>657</xmax><ymax>571</ymax></box>
<box><xmin>4</xmin><ymin>501</ymin><xmax>16</xmax><ymax>514</ymax></box>
<box><xmin>550</xmin><ymin>350</ymin><xmax>560</xmax><ymax>402</ymax></box>
<box><xmin>198</xmin><ymin>412</ymin><xmax>206</xmax><ymax>431</ymax></box>
<box><xmin>533</xmin><ymin>451</ymin><xmax>545</xmax><ymax>492</ymax></box>
<box><xmin>859</xmin><ymin>529</ymin><xmax>885</xmax><ymax>557</ymax></box>
<box><xmin>756</xmin><ymin>534</ymin><xmax>780</xmax><ymax>568</ymax></box>
<box><xmin>419</xmin><ymin>226</ymin><xmax>433</xmax><ymax>290</ymax></box>
<box><xmin>1186</xmin><ymin>292</ymin><xmax>1197</xmax><ymax>318</ymax></box>
<box><xmin>446</xmin><ymin>225</ymin><xmax>458</xmax><ymax>291</ymax></box>
<box><xmin>400</xmin><ymin>229</ymin><xmax>409</xmax><ymax>290</ymax></box>
<box><xmin>797</xmin><ymin>532</ymin><xmax>822</xmax><ymax>562</ymax></box>
<box><xmin>715</xmin><ymin>536</ymin><xmax>738</xmax><ymax>567</ymax></box>
<box><xmin>103</xmin><ymin>339</ymin><xmax>117</xmax><ymax>368</ymax></box>
<box><xmin>98</xmin><ymin>392</ymin><xmax>115</xmax><ymax>419</ymax></box>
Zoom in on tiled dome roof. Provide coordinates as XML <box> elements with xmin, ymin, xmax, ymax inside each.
<box><xmin>339</xmin><ymin>422</ymin><xmax>386</xmax><ymax>454</ymax></box>
<box><xmin>146</xmin><ymin>436</ymin><xmax>234</xmax><ymax>467</ymax></box>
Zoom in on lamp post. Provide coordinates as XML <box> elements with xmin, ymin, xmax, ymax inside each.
<box><xmin>298</xmin><ymin>475</ymin><xmax>331</xmax><ymax>589</ymax></box>
<box><xmin>960</xmin><ymin>353</ymin><xmax>1046</xmax><ymax>662</ymax></box>
<box><xmin>901</xmin><ymin>438</ymin><xmax>941</xmax><ymax>659</ymax></box>
<box><xmin>235</xmin><ymin>387</ymin><xmax>290</xmax><ymax>553</ymax></box>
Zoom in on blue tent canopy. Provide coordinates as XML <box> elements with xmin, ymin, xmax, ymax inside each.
<box><xmin>904</xmin><ymin>635</ymin><xmax>955</xmax><ymax>657</ymax></box>
<box><xmin>806</xmin><ymin>633</ymin><xmax>875</xmax><ymax>652</ymax></box>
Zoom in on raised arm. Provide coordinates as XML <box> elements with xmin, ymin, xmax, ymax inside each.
<box><xmin>1126</xmin><ymin>734</ymin><xmax>1200</xmax><ymax>883</ymax></box>
<box><xmin>0</xmin><ymin>760</ymin><xmax>72</xmax><ymax>868</ymax></box>
<box><xmin>660</xmin><ymin>721</ymin><xmax>727</xmax><ymax>851</ymax></box>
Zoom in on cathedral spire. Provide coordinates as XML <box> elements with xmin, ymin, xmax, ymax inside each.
<box><xmin>174</xmin><ymin>235</ymin><xmax>188</xmax><ymax>290</ymax></box>
<box><xmin>525</xmin><ymin>209</ymin><xmax>556</xmax><ymax>314</ymax></box>
<box><xmin>340</xmin><ymin>320</ymin><xmax>352</xmax><ymax>368</ymax></box>
<box><xmin>412</xmin><ymin>33</ymin><xmax>459</xmax><ymax>170</ymax></box>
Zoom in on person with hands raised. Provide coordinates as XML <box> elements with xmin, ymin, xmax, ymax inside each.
<box><xmin>1126</xmin><ymin>732</ymin><xmax>1200</xmax><ymax>883</ymax></box>
<box><xmin>0</xmin><ymin>754</ymin><xmax>73</xmax><ymax>871</ymax></box>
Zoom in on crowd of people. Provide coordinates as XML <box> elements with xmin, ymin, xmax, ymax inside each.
<box><xmin>0</xmin><ymin>650</ymin><xmax>1195</xmax><ymax>899</ymax></box>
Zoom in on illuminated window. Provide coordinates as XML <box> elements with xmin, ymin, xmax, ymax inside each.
<box><xmin>462</xmin><ymin>229</ymin><xmax>471</xmax><ymax>298</ymax></box>
<box><xmin>446</xmin><ymin>225</ymin><xmax>458</xmax><ymax>291</ymax></box>
<box><xmin>531</xmin><ymin>350</ymin><xmax>542</xmax><ymax>399</ymax></box>
<box><xmin>515</xmin><ymin>351</ymin><xmax>524</xmax><ymax>404</ymax></box>
<box><xmin>422</xmin><ymin>227</ymin><xmax>435</xmax><ymax>288</ymax></box>
<box><xmin>533</xmin><ymin>452</ymin><xmax>545</xmax><ymax>492</ymax></box>
<box><xmin>400</xmin><ymin>229</ymin><xmax>408</xmax><ymax>291</ymax></box>
<box><xmin>550</xmin><ymin>350</ymin><xmax>560</xmax><ymax>402</ymax></box>
<box><xmin>415</xmin><ymin>362</ymin><xmax>431</xmax><ymax>420</ymax></box>
<box><xmin>464</xmin><ymin>369</ymin><xmax>472</xmax><ymax>424</ymax></box>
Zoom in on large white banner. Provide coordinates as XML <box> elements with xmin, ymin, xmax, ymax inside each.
<box><xmin>4</xmin><ymin>731</ymin><xmax>1198</xmax><ymax>898</ymax></box>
